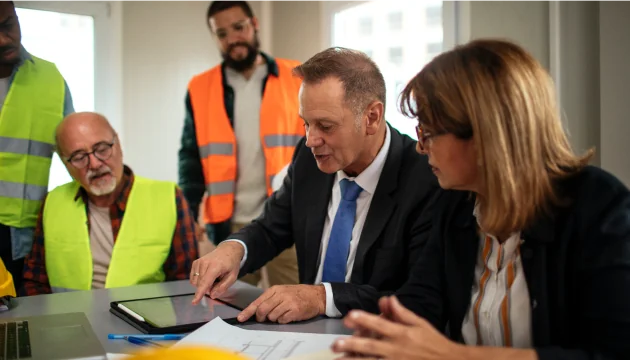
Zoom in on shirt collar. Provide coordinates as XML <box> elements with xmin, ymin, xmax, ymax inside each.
<box><xmin>73</xmin><ymin>165</ymin><xmax>135</xmax><ymax>211</ymax></box>
<box><xmin>336</xmin><ymin>124</ymin><xmax>392</xmax><ymax>195</ymax></box>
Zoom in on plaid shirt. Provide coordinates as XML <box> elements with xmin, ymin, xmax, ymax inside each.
<box><xmin>22</xmin><ymin>166</ymin><xmax>198</xmax><ymax>296</ymax></box>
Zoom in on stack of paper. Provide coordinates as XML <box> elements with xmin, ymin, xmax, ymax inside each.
<box><xmin>174</xmin><ymin>318</ymin><xmax>347</xmax><ymax>360</ymax></box>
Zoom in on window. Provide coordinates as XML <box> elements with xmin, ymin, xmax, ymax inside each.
<box><xmin>395</xmin><ymin>80</ymin><xmax>406</xmax><ymax>94</ymax></box>
<box><xmin>388</xmin><ymin>12</ymin><xmax>403</xmax><ymax>31</ymax></box>
<box><xmin>330</xmin><ymin>1</ymin><xmax>447</xmax><ymax>139</ymax></box>
<box><xmin>17</xmin><ymin>7</ymin><xmax>95</xmax><ymax>191</ymax></box>
<box><xmin>358</xmin><ymin>17</ymin><xmax>373</xmax><ymax>36</ymax></box>
<box><xmin>389</xmin><ymin>47</ymin><xmax>403</xmax><ymax>66</ymax></box>
<box><xmin>426</xmin><ymin>6</ymin><xmax>442</xmax><ymax>27</ymax></box>
<box><xmin>426</xmin><ymin>42</ymin><xmax>443</xmax><ymax>59</ymax></box>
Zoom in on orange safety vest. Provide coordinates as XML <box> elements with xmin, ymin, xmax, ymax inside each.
<box><xmin>188</xmin><ymin>58</ymin><xmax>305</xmax><ymax>224</ymax></box>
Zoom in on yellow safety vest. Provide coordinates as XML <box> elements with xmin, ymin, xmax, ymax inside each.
<box><xmin>43</xmin><ymin>176</ymin><xmax>177</xmax><ymax>292</ymax></box>
<box><xmin>0</xmin><ymin>56</ymin><xmax>65</xmax><ymax>228</ymax></box>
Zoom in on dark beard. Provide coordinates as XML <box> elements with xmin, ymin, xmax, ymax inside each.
<box><xmin>0</xmin><ymin>45</ymin><xmax>20</xmax><ymax>65</ymax></box>
<box><xmin>222</xmin><ymin>34</ymin><xmax>260</xmax><ymax>72</ymax></box>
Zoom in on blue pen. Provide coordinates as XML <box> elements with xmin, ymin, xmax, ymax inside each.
<box><xmin>108</xmin><ymin>334</ymin><xmax>185</xmax><ymax>340</ymax></box>
<box><xmin>126</xmin><ymin>336</ymin><xmax>165</xmax><ymax>348</ymax></box>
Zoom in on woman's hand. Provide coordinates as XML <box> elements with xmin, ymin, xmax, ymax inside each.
<box><xmin>331</xmin><ymin>296</ymin><xmax>465</xmax><ymax>360</ymax></box>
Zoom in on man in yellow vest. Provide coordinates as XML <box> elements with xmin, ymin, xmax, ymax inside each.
<box><xmin>22</xmin><ymin>112</ymin><xmax>198</xmax><ymax>295</ymax></box>
<box><xmin>178</xmin><ymin>1</ymin><xmax>304</xmax><ymax>288</ymax></box>
<box><xmin>0</xmin><ymin>1</ymin><xmax>75</xmax><ymax>292</ymax></box>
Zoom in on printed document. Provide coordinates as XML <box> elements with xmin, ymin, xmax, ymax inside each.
<box><xmin>175</xmin><ymin>318</ymin><xmax>347</xmax><ymax>359</ymax></box>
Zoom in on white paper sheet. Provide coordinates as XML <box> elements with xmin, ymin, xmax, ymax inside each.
<box><xmin>283</xmin><ymin>349</ymin><xmax>338</xmax><ymax>360</ymax></box>
<box><xmin>175</xmin><ymin>318</ymin><xmax>348</xmax><ymax>360</ymax></box>
<box><xmin>107</xmin><ymin>354</ymin><xmax>129</xmax><ymax>360</ymax></box>
<box><xmin>75</xmin><ymin>354</ymin><xmax>127</xmax><ymax>360</ymax></box>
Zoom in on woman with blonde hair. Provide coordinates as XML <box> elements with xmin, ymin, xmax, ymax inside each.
<box><xmin>331</xmin><ymin>39</ymin><xmax>630</xmax><ymax>359</ymax></box>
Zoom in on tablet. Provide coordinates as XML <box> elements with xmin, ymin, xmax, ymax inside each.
<box><xmin>110</xmin><ymin>293</ymin><xmax>242</xmax><ymax>334</ymax></box>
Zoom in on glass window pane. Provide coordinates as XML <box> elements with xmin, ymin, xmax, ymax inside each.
<box><xmin>426</xmin><ymin>6</ymin><xmax>442</xmax><ymax>27</ymax></box>
<box><xmin>358</xmin><ymin>17</ymin><xmax>373</xmax><ymax>36</ymax></box>
<box><xmin>389</xmin><ymin>47</ymin><xmax>403</xmax><ymax>66</ymax></box>
<box><xmin>388</xmin><ymin>12</ymin><xmax>403</xmax><ymax>31</ymax></box>
<box><xmin>16</xmin><ymin>7</ymin><xmax>95</xmax><ymax>191</ymax></box>
<box><xmin>332</xmin><ymin>1</ymin><xmax>443</xmax><ymax>139</ymax></box>
<box><xmin>427</xmin><ymin>42</ymin><xmax>443</xmax><ymax>60</ymax></box>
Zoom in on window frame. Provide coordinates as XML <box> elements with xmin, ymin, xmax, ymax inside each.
<box><xmin>16</xmin><ymin>1</ymin><xmax>123</xmax><ymax>137</ymax></box>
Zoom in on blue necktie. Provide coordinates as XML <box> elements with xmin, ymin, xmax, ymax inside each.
<box><xmin>322</xmin><ymin>179</ymin><xmax>363</xmax><ymax>283</ymax></box>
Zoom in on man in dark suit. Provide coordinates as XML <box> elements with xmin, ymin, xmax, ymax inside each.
<box><xmin>190</xmin><ymin>47</ymin><xmax>439</xmax><ymax>323</ymax></box>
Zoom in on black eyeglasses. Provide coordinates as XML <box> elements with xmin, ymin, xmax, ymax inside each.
<box><xmin>66</xmin><ymin>138</ymin><xmax>116</xmax><ymax>169</ymax></box>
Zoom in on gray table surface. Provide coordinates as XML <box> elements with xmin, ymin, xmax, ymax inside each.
<box><xmin>0</xmin><ymin>280</ymin><xmax>351</xmax><ymax>354</ymax></box>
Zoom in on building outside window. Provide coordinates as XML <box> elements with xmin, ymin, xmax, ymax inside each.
<box><xmin>389</xmin><ymin>47</ymin><xmax>403</xmax><ymax>66</ymax></box>
<box><xmin>332</xmin><ymin>0</ymin><xmax>444</xmax><ymax>139</ymax></box>
<box><xmin>358</xmin><ymin>17</ymin><xmax>373</xmax><ymax>36</ymax></box>
<box><xmin>388</xmin><ymin>11</ymin><xmax>403</xmax><ymax>31</ymax></box>
<box><xmin>426</xmin><ymin>6</ymin><xmax>442</xmax><ymax>27</ymax></box>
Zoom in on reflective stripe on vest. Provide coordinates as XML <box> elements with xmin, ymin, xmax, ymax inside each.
<box><xmin>189</xmin><ymin>58</ymin><xmax>305</xmax><ymax>224</ymax></box>
<box><xmin>0</xmin><ymin>56</ymin><xmax>64</xmax><ymax>228</ymax></box>
<box><xmin>44</xmin><ymin>176</ymin><xmax>176</xmax><ymax>292</ymax></box>
<box><xmin>263</xmin><ymin>134</ymin><xmax>304</xmax><ymax>148</ymax></box>
<box><xmin>0</xmin><ymin>181</ymin><xmax>47</xmax><ymax>201</ymax></box>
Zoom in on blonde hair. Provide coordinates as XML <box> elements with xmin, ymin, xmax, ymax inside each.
<box><xmin>400</xmin><ymin>39</ymin><xmax>593</xmax><ymax>236</ymax></box>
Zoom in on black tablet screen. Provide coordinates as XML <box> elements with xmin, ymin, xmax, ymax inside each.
<box><xmin>118</xmin><ymin>294</ymin><xmax>241</xmax><ymax>328</ymax></box>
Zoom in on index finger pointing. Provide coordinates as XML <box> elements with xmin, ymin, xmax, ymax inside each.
<box><xmin>192</xmin><ymin>267</ymin><xmax>221</xmax><ymax>305</ymax></box>
<box><xmin>237</xmin><ymin>289</ymin><xmax>277</xmax><ymax>322</ymax></box>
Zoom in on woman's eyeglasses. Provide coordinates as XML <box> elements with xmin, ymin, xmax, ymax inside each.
<box><xmin>416</xmin><ymin>124</ymin><xmax>441</xmax><ymax>151</ymax></box>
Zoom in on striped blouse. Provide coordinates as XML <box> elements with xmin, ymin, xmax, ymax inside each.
<box><xmin>461</xmin><ymin>207</ymin><xmax>533</xmax><ymax>348</ymax></box>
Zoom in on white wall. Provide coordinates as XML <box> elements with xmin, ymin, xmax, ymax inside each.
<box><xmin>559</xmin><ymin>1</ymin><xmax>600</xmax><ymax>164</ymax></box>
<box><xmin>600</xmin><ymin>2</ymin><xmax>630</xmax><ymax>185</ymax></box>
<box><xmin>466</xmin><ymin>1</ymin><xmax>604</xmax><ymax>169</ymax></box>
<box><xmin>272</xmin><ymin>1</ymin><xmax>325</xmax><ymax>62</ymax></box>
<box><xmin>469</xmin><ymin>1</ymin><xmax>549</xmax><ymax>69</ymax></box>
<box><xmin>121</xmin><ymin>1</ymin><xmax>220</xmax><ymax>182</ymax></box>
<box><xmin>121</xmin><ymin>1</ymin><xmax>276</xmax><ymax>182</ymax></box>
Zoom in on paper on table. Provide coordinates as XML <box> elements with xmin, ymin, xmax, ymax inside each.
<box><xmin>75</xmin><ymin>354</ymin><xmax>128</xmax><ymax>360</ymax></box>
<box><xmin>107</xmin><ymin>354</ymin><xmax>130</xmax><ymax>360</ymax></box>
<box><xmin>283</xmin><ymin>349</ymin><xmax>337</xmax><ymax>360</ymax></box>
<box><xmin>175</xmin><ymin>318</ymin><xmax>347</xmax><ymax>360</ymax></box>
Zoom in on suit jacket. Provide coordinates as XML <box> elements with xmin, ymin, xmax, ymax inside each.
<box><xmin>231</xmin><ymin>126</ymin><xmax>440</xmax><ymax>315</ymax></box>
<box><xmin>397</xmin><ymin>166</ymin><xmax>630</xmax><ymax>360</ymax></box>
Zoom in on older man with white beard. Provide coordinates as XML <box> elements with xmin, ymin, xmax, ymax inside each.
<box><xmin>22</xmin><ymin>112</ymin><xmax>198</xmax><ymax>295</ymax></box>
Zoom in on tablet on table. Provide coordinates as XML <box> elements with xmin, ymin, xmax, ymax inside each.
<box><xmin>110</xmin><ymin>293</ymin><xmax>242</xmax><ymax>334</ymax></box>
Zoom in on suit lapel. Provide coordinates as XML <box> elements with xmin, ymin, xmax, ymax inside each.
<box><xmin>303</xmin><ymin>170</ymin><xmax>335</xmax><ymax>284</ymax></box>
<box><xmin>351</xmin><ymin>127</ymin><xmax>401</xmax><ymax>283</ymax></box>
<box><xmin>447</xmin><ymin>197</ymin><xmax>479</xmax><ymax>336</ymax></box>
<box><xmin>521</xmin><ymin>211</ymin><xmax>556</xmax><ymax>346</ymax></box>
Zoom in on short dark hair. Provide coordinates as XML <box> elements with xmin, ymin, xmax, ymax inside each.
<box><xmin>207</xmin><ymin>1</ymin><xmax>254</xmax><ymax>20</ymax></box>
<box><xmin>293</xmin><ymin>47</ymin><xmax>386</xmax><ymax>116</ymax></box>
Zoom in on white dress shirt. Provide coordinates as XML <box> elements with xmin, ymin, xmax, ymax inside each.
<box><xmin>461</xmin><ymin>204</ymin><xmax>533</xmax><ymax>348</ymax></box>
<box><xmin>317</xmin><ymin>125</ymin><xmax>391</xmax><ymax>317</ymax></box>
<box><xmin>229</xmin><ymin>125</ymin><xmax>391</xmax><ymax>317</ymax></box>
<box><xmin>225</xmin><ymin>65</ymin><xmax>269</xmax><ymax>224</ymax></box>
